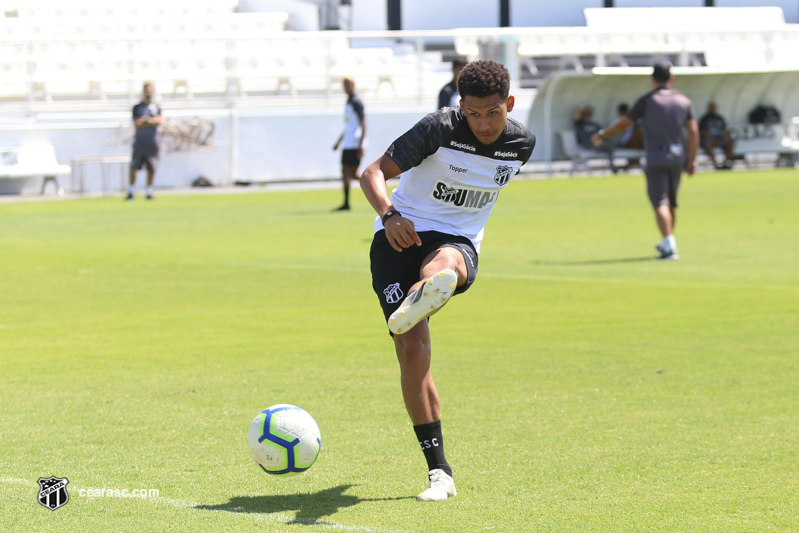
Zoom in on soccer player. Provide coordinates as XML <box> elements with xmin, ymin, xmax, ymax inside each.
<box><xmin>592</xmin><ymin>62</ymin><xmax>698</xmax><ymax>260</ymax></box>
<box><xmin>332</xmin><ymin>77</ymin><xmax>366</xmax><ymax>211</ymax></box>
<box><xmin>127</xmin><ymin>82</ymin><xmax>163</xmax><ymax>201</ymax></box>
<box><xmin>360</xmin><ymin>60</ymin><xmax>535</xmax><ymax>501</ymax></box>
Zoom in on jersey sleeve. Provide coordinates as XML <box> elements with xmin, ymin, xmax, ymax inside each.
<box><xmin>385</xmin><ymin>110</ymin><xmax>454</xmax><ymax>173</ymax></box>
<box><xmin>132</xmin><ymin>105</ymin><xmax>142</xmax><ymax>120</ymax></box>
<box><xmin>350</xmin><ymin>98</ymin><xmax>365</xmax><ymax>120</ymax></box>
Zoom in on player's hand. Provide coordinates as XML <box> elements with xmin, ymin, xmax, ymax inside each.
<box><xmin>384</xmin><ymin>215</ymin><xmax>421</xmax><ymax>252</ymax></box>
<box><xmin>357</xmin><ymin>147</ymin><xmax>363</xmax><ymax>159</ymax></box>
<box><xmin>332</xmin><ymin>141</ymin><xmax>340</xmax><ymax>151</ymax></box>
<box><xmin>686</xmin><ymin>159</ymin><xmax>696</xmax><ymax>176</ymax></box>
<box><xmin>590</xmin><ymin>133</ymin><xmax>603</xmax><ymax>147</ymax></box>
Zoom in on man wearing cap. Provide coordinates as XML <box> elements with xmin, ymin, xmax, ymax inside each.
<box><xmin>591</xmin><ymin>62</ymin><xmax>698</xmax><ymax>260</ymax></box>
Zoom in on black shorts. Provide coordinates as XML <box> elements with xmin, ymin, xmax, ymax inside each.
<box><xmin>131</xmin><ymin>143</ymin><xmax>159</xmax><ymax>173</ymax></box>
<box><xmin>341</xmin><ymin>149</ymin><xmax>361</xmax><ymax>167</ymax></box>
<box><xmin>370</xmin><ymin>229</ymin><xmax>478</xmax><ymax>325</ymax></box>
<box><xmin>645</xmin><ymin>164</ymin><xmax>682</xmax><ymax>208</ymax></box>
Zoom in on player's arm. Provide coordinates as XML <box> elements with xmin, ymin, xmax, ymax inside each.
<box><xmin>685</xmin><ymin>118</ymin><xmax>699</xmax><ymax>176</ymax></box>
<box><xmin>361</xmin><ymin>154</ymin><xmax>421</xmax><ymax>252</ymax></box>
<box><xmin>332</xmin><ymin>133</ymin><xmax>343</xmax><ymax>151</ymax></box>
<box><xmin>591</xmin><ymin>115</ymin><xmax>634</xmax><ymax>147</ymax></box>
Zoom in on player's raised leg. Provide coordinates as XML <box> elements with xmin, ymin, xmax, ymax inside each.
<box><xmin>388</xmin><ymin>247</ymin><xmax>467</xmax><ymax>335</ymax></box>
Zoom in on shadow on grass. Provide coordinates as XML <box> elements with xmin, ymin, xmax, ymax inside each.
<box><xmin>195</xmin><ymin>484</ymin><xmax>413</xmax><ymax>526</ymax></box>
<box><xmin>532</xmin><ymin>256</ymin><xmax>655</xmax><ymax>266</ymax></box>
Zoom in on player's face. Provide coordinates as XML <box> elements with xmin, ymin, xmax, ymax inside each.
<box><xmin>142</xmin><ymin>84</ymin><xmax>154</xmax><ymax>101</ymax></box>
<box><xmin>461</xmin><ymin>93</ymin><xmax>515</xmax><ymax>145</ymax></box>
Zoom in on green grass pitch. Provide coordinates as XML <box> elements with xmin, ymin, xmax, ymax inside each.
<box><xmin>1</xmin><ymin>169</ymin><xmax>797</xmax><ymax>532</ymax></box>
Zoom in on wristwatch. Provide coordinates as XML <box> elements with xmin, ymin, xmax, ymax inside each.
<box><xmin>381</xmin><ymin>209</ymin><xmax>401</xmax><ymax>226</ymax></box>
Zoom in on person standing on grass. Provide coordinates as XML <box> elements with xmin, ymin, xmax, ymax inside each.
<box><xmin>127</xmin><ymin>82</ymin><xmax>163</xmax><ymax>201</ymax></box>
<box><xmin>592</xmin><ymin>62</ymin><xmax>698</xmax><ymax>260</ymax></box>
<box><xmin>332</xmin><ymin>77</ymin><xmax>366</xmax><ymax>211</ymax></box>
<box><xmin>360</xmin><ymin>60</ymin><xmax>535</xmax><ymax>501</ymax></box>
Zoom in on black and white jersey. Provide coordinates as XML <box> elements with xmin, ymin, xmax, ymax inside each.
<box><xmin>377</xmin><ymin>107</ymin><xmax>535</xmax><ymax>252</ymax></box>
<box><xmin>342</xmin><ymin>93</ymin><xmax>365</xmax><ymax>150</ymax></box>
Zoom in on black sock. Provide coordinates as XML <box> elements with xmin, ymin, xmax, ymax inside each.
<box><xmin>413</xmin><ymin>420</ymin><xmax>452</xmax><ymax>478</ymax></box>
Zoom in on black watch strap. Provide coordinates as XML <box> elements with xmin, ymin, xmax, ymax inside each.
<box><xmin>381</xmin><ymin>209</ymin><xmax>401</xmax><ymax>226</ymax></box>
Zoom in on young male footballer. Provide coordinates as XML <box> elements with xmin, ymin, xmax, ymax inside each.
<box><xmin>360</xmin><ymin>60</ymin><xmax>535</xmax><ymax>501</ymax></box>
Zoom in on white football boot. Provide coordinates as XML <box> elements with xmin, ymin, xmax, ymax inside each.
<box><xmin>417</xmin><ymin>469</ymin><xmax>457</xmax><ymax>502</ymax></box>
<box><xmin>388</xmin><ymin>269</ymin><xmax>457</xmax><ymax>335</ymax></box>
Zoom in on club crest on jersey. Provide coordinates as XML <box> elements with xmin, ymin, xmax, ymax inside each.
<box><xmin>493</xmin><ymin>165</ymin><xmax>513</xmax><ymax>186</ymax></box>
<box><xmin>431</xmin><ymin>182</ymin><xmax>496</xmax><ymax>211</ymax></box>
<box><xmin>383</xmin><ymin>282</ymin><xmax>404</xmax><ymax>304</ymax></box>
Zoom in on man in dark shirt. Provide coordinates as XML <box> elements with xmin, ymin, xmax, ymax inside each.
<box><xmin>127</xmin><ymin>82</ymin><xmax>163</xmax><ymax>201</ymax></box>
<box><xmin>592</xmin><ymin>62</ymin><xmax>699</xmax><ymax>260</ymax></box>
<box><xmin>699</xmin><ymin>101</ymin><xmax>735</xmax><ymax>169</ymax></box>
<box><xmin>437</xmin><ymin>57</ymin><xmax>467</xmax><ymax>110</ymax></box>
<box><xmin>574</xmin><ymin>105</ymin><xmax>617</xmax><ymax>173</ymax></box>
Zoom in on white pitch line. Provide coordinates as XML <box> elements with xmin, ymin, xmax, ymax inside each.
<box><xmin>1</xmin><ymin>476</ymin><xmax>410</xmax><ymax>533</ymax></box>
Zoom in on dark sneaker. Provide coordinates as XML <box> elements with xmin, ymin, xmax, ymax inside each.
<box><xmin>125</xmin><ymin>192</ymin><xmax>134</xmax><ymax>201</ymax></box>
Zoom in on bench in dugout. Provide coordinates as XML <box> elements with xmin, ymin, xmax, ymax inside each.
<box><xmin>0</xmin><ymin>144</ymin><xmax>71</xmax><ymax>195</ymax></box>
<box><xmin>558</xmin><ymin>130</ymin><xmax>645</xmax><ymax>175</ymax></box>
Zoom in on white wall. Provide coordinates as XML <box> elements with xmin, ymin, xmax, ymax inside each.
<box><xmin>0</xmin><ymin>94</ymin><xmax>534</xmax><ymax>195</ymax></box>
<box><xmin>350</xmin><ymin>0</ymin><xmax>387</xmax><ymax>31</ymax></box>
<box><xmin>615</xmin><ymin>0</ymin><xmax>702</xmax><ymax>6</ymax></box>
<box><xmin>349</xmin><ymin>0</ymin><xmax>798</xmax><ymax>30</ymax></box>
<box><xmin>717</xmin><ymin>0</ymin><xmax>798</xmax><ymax>23</ymax></box>
<box><xmin>402</xmin><ymin>0</ymin><xmax>498</xmax><ymax>30</ymax></box>
<box><xmin>511</xmin><ymin>0</ymin><xmax>603</xmax><ymax>27</ymax></box>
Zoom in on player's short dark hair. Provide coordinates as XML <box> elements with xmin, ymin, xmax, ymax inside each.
<box><xmin>457</xmin><ymin>60</ymin><xmax>510</xmax><ymax>100</ymax></box>
<box><xmin>452</xmin><ymin>57</ymin><xmax>468</xmax><ymax>69</ymax></box>
<box><xmin>652</xmin><ymin>61</ymin><xmax>672</xmax><ymax>83</ymax></box>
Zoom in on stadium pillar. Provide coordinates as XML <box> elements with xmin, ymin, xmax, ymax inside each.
<box><xmin>500</xmin><ymin>0</ymin><xmax>510</xmax><ymax>27</ymax></box>
<box><xmin>604</xmin><ymin>0</ymin><xmax>613</xmax><ymax>7</ymax></box>
<box><xmin>387</xmin><ymin>0</ymin><xmax>401</xmax><ymax>30</ymax></box>
<box><xmin>705</xmin><ymin>0</ymin><xmax>714</xmax><ymax>5</ymax></box>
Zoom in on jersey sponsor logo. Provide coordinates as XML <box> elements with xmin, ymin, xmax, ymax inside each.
<box><xmin>449</xmin><ymin>164</ymin><xmax>468</xmax><ymax>174</ymax></box>
<box><xmin>493</xmin><ymin>165</ymin><xmax>513</xmax><ymax>186</ymax></box>
<box><xmin>432</xmin><ymin>182</ymin><xmax>496</xmax><ymax>210</ymax></box>
<box><xmin>494</xmin><ymin>150</ymin><xmax>518</xmax><ymax>158</ymax></box>
<box><xmin>383</xmin><ymin>282</ymin><xmax>404</xmax><ymax>304</ymax></box>
<box><xmin>449</xmin><ymin>141</ymin><xmax>476</xmax><ymax>152</ymax></box>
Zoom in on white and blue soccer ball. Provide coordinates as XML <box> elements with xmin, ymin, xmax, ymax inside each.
<box><xmin>247</xmin><ymin>404</ymin><xmax>321</xmax><ymax>476</ymax></box>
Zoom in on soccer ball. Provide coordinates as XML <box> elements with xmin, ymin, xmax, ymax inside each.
<box><xmin>247</xmin><ymin>404</ymin><xmax>321</xmax><ymax>476</ymax></box>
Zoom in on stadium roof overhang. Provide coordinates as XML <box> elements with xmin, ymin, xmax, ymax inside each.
<box><xmin>527</xmin><ymin>67</ymin><xmax>799</xmax><ymax>170</ymax></box>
